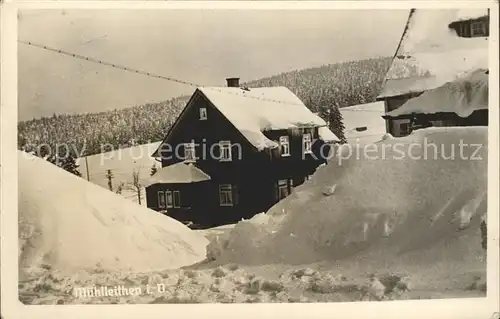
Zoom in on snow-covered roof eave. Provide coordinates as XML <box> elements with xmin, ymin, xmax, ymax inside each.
<box><xmin>144</xmin><ymin>162</ymin><xmax>211</xmax><ymax>187</ymax></box>
<box><xmin>384</xmin><ymin>108</ymin><xmax>488</xmax><ymax>120</ymax></box>
<box><xmin>318</xmin><ymin>126</ymin><xmax>340</xmax><ymax>143</ymax></box>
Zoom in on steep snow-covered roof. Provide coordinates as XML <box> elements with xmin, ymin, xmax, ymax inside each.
<box><xmin>385</xmin><ymin>68</ymin><xmax>488</xmax><ymax>118</ymax></box>
<box><xmin>145</xmin><ymin>161</ymin><xmax>211</xmax><ymax>186</ymax></box>
<box><xmin>340</xmin><ymin>101</ymin><xmax>386</xmax><ymax>144</ymax></box>
<box><xmin>378</xmin><ymin>9</ymin><xmax>489</xmax><ymax>99</ymax></box>
<box><xmin>199</xmin><ymin>86</ymin><xmax>339</xmax><ymax>150</ymax></box>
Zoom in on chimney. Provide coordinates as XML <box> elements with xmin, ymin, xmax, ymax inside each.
<box><xmin>226</xmin><ymin>77</ymin><xmax>240</xmax><ymax>88</ymax></box>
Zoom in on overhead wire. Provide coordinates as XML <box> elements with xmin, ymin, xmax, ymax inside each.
<box><xmin>19</xmin><ymin>40</ymin><xmax>383</xmax><ymax>112</ymax></box>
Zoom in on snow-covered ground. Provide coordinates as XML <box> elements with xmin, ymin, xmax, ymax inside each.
<box><xmin>77</xmin><ymin>141</ymin><xmax>161</xmax><ymax>205</ymax></box>
<box><xmin>19</xmin><ymin>126</ymin><xmax>487</xmax><ymax>304</ymax></box>
<box><xmin>18</xmin><ymin>151</ymin><xmax>208</xmax><ymax>279</ymax></box>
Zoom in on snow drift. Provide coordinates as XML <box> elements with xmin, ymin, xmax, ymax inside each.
<box><xmin>212</xmin><ymin>127</ymin><xmax>487</xmax><ymax>266</ymax></box>
<box><xmin>18</xmin><ymin>151</ymin><xmax>208</xmax><ymax>278</ymax></box>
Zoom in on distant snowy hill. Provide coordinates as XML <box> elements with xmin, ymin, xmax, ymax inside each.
<box><xmin>18</xmin><ymin>56</ymin><xmax>392</xmax><ymax>158</ymax></box>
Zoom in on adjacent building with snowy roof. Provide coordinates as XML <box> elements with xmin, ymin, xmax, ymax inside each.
<box><xmin>148</xmin><ymin>78</ymin><xmax>339</xmax><ymax>228</ymax></box>
<box><xmin>383</xmin><ymin>68</ymin><xmax>488</xmax><ymax>129</ymax></box>
<box><xmin>377</xmin><ymin>8</ymin><xmax>489</xmax><ymax>137</ymax></box>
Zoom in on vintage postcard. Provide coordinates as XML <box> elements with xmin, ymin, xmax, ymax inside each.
<box><xmin>1</xmin><ymin>1</ymin><xmax>499</xmax><ymax>318</ymax></box>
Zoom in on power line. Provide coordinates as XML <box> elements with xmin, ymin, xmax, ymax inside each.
<box><xmin>19</xmin><ymin>40</ymin><xmax>200</xmax><ymax>88</ymax></box>
<box><xmin>18</xmin><ymin>40</ymin><xmax>317</xmax><ymax>107</ymax></box>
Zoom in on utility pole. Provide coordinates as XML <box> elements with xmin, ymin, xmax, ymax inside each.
<box><xmin>106</xmin><ymin>169</ymin><xmax>114</xmax><ymax>191</ymax></box>
<box><xmin>84</xmin><ymin>155</ymin><xmax>90</xmax><ymax>181</ymax></box>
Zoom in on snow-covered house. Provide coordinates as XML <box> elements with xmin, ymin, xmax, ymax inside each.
<box><xmin>377</xmin><ymin>9</ymin><xmax>489</xmax><ymax>137</ymax></box>
<box><xmin>148</xmin><ymin>78</ymin><xmax>339</xmax><ymax>228</ymax></box>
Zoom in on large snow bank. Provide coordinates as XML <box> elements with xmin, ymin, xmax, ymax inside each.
<box><xmin>18</xmin><ymin>151</ymin><xmax>208</xmax><ymax>278</ymax></box>
<box><xmin>199</xmin><ymin>87</ymin><xmax>339</xmax><ymax>150</ymax></box>
<box><xmin>386</xmin><ymin>68</ymin><xmax>488</xmax><ymax>118</ymax></box>
<box><xmin>213</xmin><ymin>127</ymin><xmax>487</xmax><ymax>266</ymax></box>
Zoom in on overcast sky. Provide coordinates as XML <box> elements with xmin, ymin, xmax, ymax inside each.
<box><xmin>18</xmin><ymin>9</ymin><xmax>409</xmax><ymax>121</ymax></box>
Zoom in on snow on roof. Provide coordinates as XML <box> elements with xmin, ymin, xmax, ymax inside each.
<box><xmin>199</xmin><ymin>86</ymin><xmax>339</xmax><ymax>150</ymax></box>
<box><xmin>386</xmin><ymin>68</ymin><xmax>488</xmax><ymax>118</ymax></box>
<box><xmin>379</xmin><ymin>9</ymin><xmax>489</xmax><ymax>99</ymax></box>
<box><xmin>145</xmin><ymin>161</ymin><xmax>211</xmax><ymax>187</ymax></box>
<box><xmin>455</xmin><ymin>9</ymin><xmax>489</xmax><ymax>21</ymax></box>
<box><xmin>318</xmin><ymin>126</ymin><xmax>340</xmax><ymax>143</ymax></box>
<box><xmin>340</xmin><ymin>101</ymin><xmax>386</xmax><ymax>144</ymax></box>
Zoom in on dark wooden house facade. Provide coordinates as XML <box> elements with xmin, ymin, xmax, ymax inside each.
<box><xmin>146</xmin><ymin>78</ymin><xmax>339</xmax><ymax>228</ymax></box>
<box><xmin>377</xmin><ymin>9</ymin><xmax>490</xmax><ymax>137</ymax></box>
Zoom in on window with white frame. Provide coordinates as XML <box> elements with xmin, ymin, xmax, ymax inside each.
<box><xmin>219</xmin><ymin>141</ymin><xmax>232</xmax><ymax>161</ymax></box>
<box><xmin>199</xmin><ymin>107</ymin><xmax>207</xmax><ymax>120</ymax></box>
<box><xmin>173</xmin><ymin>191</ymin><xmax>181</xmax><ymax>208</ymax></box>
<box><xmin>184</xmin><ymin>142</ymin><xmax>196</xmax><ymax>162</ymax></box>
<box><xmin>279</xmin><ymin>136</ymin><xmax>290</xmax><ymax>156</ymax></box>
<box><xmin>303</xmin><ymin>133</ymin><xmax>312</xmax><ymax>154</ymax></box>
<box><xmin>158</xmin><ymin>191</ymin><xmax>166</xmax><ymax>209</ymax></box>
<box><xmin>165</xmin><ymin>190</ymin><xmax>173</xmax><ymax>208</ymax></box>
<box><xmin>219</xmin><ymin>184</ymin><xmax>233</xmax><ymax>206</ymax></box>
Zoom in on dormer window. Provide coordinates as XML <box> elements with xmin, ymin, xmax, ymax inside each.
<box><xmin>279</xmin><ymin>136</ymin><xmax>290</xmax><ymax>157</ymax></box>
<box><xmin>449</xmin><ymin>16</ymin><xmax>489</xmax><ymax>38</ymax></box>
<box><xmin>303</xmin><ymin>133</ymin><xmax>312</xmax><ymax>154</ymax></box>
<box><xmin>199</xmin><ymin>107</ymin><xmax>207</xmax><ymax>120</ymax></box>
